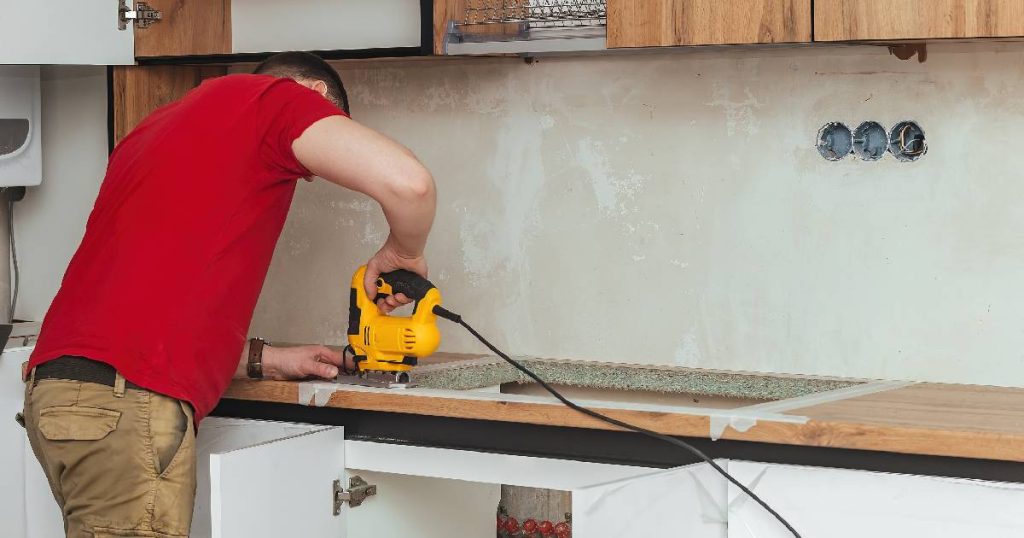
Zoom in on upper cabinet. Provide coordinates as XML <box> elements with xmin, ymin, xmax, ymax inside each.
<box><xmin>815</xmin><ymin>0</ymin><xmax>1024</xmax><ymax>41</ymax></box>
<box><xmin>135</xmin><ymin>0</ymin><xmax>425</xmax><ymax>59</ymax></box>
<box><xmin>0</xmin><ymin>0</ymin><xmax>135</xmax><ymax>64</ymax></box>
<box><xmin>134</xmin><ymin>0</ymin><xmax>230</xmax><ymax>57</ymax></box>
<box><xmin>606</xmin><ymin>0</ymin><xmax>812</xmax><ymax>48</ymax></box>
<box><xmin>232</xmin><ymin>0</ymin><xmax>422</xmax><ymax>55</ymax></box>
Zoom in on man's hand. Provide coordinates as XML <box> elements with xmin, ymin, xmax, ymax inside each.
<box><xmin>365</xmin><ymin>235</ymin><xmax>429</xmax><ymax>314</ymax></box>
<box><xmin>261</xmin><ymin>345</ymin><xmax>349</xmax><ymax>381</ymax></box>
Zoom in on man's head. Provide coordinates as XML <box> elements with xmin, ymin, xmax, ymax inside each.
<box><xmin>254</xmin><ymin>51</ymin><xmax>350</xmax><ymax>114</ymax></box>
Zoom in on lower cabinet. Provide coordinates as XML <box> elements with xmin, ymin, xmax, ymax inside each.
<box><xmin>191</xmin><ymin>417</ymin><xmax>720</xmax><ymax>538</ymax></box>
<box><xmin>726</xmin><ymin>461</ymin><xmax>1024</xmax><ymax>537</ymax></box>
<box><xmin>5</xmin><ymin>348</ymin><xmax>1024</xmax><ymax>538</ymax></box>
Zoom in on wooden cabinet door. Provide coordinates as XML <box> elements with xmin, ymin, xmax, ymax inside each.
<box><xmin>607</xmin><ymin>0</ymin><xmax>811</xmax><ymax>48</ymax></box>
<box><xmin>814</xmin><ymin>0</ymin><xmax>1024</xmax><ymax>41</ymax></box>
<box><xmin>136</xmin><ymin>0</ymin><xmax>423</xmax><ymax>58</ymax></box>
<box><xmin>134</xmin><ymin>0</ymin><xmax>231</xmax><ymax>58</ymax></box>
<box><xmin>434</xmin><ymin>0</ymin><xmax>466</xmax><ymax>55</ymax></box>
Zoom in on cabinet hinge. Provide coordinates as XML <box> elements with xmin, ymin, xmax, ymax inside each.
<box><xmin>333</xmin><ymin>476</ymin><xmax>377</xmax><ymax>515</ymax></box>
<box><xmin>118</xmin><ymin>0</ymin><xmax>162</xmax><ymax>31</ymax></box>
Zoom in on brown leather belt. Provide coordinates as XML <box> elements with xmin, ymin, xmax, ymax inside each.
<box><xmin>34</xmin><ymin>356</ymin><xmax>144</xmax><ymax>391</ymax></box>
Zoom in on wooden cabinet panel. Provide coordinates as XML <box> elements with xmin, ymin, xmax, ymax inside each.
<box><xmin>815</xmin><ymin>0</ymin><xmax>1024</xmax><ymax>41</ymax></box>
<box><xmin>112</xmin><ymin>66</ymin><xmax>227</xmax><ymax>144</ymax></box>
<box><xmin>134</xmin><ymin>0</ymin><xmax>231</xmax><ymax>58</ymax></box>
<box><xmin>433</xmin><ymin>0</ymin><xmax>465</xmax><ymax>55</ymax></box>
<box><xmin>607</xmin><ymin>0</ymin><xmax>811</xmax><ymax>48</ymax></box>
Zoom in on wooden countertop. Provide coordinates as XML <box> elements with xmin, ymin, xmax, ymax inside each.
<box><xmin>222</xmin><ymin>355</ymin><xmax>1024</xmax><ymax>463</ymax></box>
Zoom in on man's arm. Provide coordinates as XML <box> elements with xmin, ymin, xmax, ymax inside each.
<box><xmin>292</xmin><ymin>116</ymin><xmax>436</xmax><ymax>311</ymax></box>
<box><xmin>233</xmin><ymin>340</ymin><xmax>346</xmax><ymax>380</ymax></box>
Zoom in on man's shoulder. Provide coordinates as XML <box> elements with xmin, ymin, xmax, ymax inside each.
<box><xmin>197</xmin><ymin>73</ymin><xmax>278</xmax><ymax>94</ymax></box>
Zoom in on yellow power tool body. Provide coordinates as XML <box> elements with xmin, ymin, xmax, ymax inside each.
<box><xmin>345</xmin><ymin>265</ymin><xmax>442</xmax><ymax>387</ymax></box>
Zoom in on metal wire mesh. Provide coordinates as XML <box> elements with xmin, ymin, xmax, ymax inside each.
<box><xmin>462</xmin><ymin>0</ymin><xmax>606</xmax><ymax>28</ymax></box>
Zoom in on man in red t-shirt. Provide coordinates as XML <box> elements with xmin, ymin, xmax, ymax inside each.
<box><xmin>22</xmin><ymin>51</ymin><xmax>435</xmax><ymax>537</ymax></box>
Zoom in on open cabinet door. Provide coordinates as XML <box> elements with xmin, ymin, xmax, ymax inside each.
<box><xmin>573</xmin><ymin>461</ymin><xmax>729</xmax><ymax>538</ymax></box>
<box><xmin>726</xmin><ymin>460</ymin><xmax>1024</xmax><ymax>538</ymax></box>
<box><xmin>0</xmin><ymin>0</ymin><xmax>135</xmax><ymax>64</ymax></box>
<box><xmin>209</xmin><ymin>426</ymin><xmax>347</xmax><ymax>538</ymax></box>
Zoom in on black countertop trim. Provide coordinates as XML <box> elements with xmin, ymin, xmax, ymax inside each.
<box><xmin>212</xmin><ymin>399</ymin><xmax>1024</xmax><ymax>483</ymax></box>
<box><xmin>136</xmin><ymin>47</ymin><xmax>425</xmax><ymax>66</ymax></box>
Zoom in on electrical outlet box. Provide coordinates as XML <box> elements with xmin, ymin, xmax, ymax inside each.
<box><xmin>0</xmin><ymin>65</ymin><xmax>41</xmax><ymax>187</ymax></box>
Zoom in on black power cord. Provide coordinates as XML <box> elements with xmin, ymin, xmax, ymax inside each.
<box><xmin>432</xmin><ymin>305</ymin><xmax>802</xmax><ymax>537</ymax></box>
<box><xmin>4</xmin><ymin>187</ymin><xmax>25</xmax><ymax>321</ymax></box>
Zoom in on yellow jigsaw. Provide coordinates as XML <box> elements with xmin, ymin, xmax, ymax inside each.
<box><xmin>342</xmin><ymin>265</ymin><xmax>442</xmax><ymax>387</ymax></box>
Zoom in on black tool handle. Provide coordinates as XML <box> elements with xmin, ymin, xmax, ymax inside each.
<box><xmin>375</xmin><ymin>269</ymin><xmax>434</xmax><ymax>302</ymax></box>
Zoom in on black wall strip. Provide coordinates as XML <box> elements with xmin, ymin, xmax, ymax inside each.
<box><xmin>420</xmin><ymin>0</ymin><xmax>435</xmax><ymax>55</ymax></box>
<box><xmin>213</xmin><ymin>399</ymin><xmax>1024</xmax><ymax>484</ymax></box>
<box><xmin>137</xmin><ymin>47</ymin><xmax>425</xmax><ymax>66</ymax></box>
<box><xmin>105</xmin><ymin>65</ymin><xmax>115</xmax><ymax>155</ymax></box>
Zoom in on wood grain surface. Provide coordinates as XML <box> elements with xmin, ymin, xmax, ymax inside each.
<box><xmin>134</xmin><ymin>0</ymin><xmax>231</xmax><ymax>58</ymax></box>
<box><xmin>814</xmin><ymin>0</ymin><xmax>1024</xmax><ymax>41</ymax></box>
<box><xmin>223</xmin><ymin>377</ymin><xmax>1024</xmax><ymax>462</ymax></box>
<box><xmin>433</xmin><ymin>0</ymin><xmax>467</xmax><ymax>55</ymax></box>
<box><xmin>607</xmin><ymin>0</ymin><xmax>811</xmax><ymax>48</ymax></box>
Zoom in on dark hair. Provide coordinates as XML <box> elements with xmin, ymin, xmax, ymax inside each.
<box><xmin>254</xmin><ymin>51</ymin><xmax>350</xmax><ymax>114</ymax></box>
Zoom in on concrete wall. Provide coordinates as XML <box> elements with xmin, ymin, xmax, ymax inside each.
<box><xmin>16</xmin><ymin>47</ymin><xmax>1024</xmax><ymax>387</ymax></box>
<box><xmin>18</xmin><ymin>66</ymin><xmax>107</xmax><ymax>322</ymax></box>
<box><xmin>251</xmin><ymin>42</ymin><xmax>1024</xmax><ymax>386</ymax></box>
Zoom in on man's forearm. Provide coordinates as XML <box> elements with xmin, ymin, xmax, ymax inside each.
<box><xmin>379</xmin><ymin>171</ymin><xmax>436</xmax><ymax>256</ymax></box>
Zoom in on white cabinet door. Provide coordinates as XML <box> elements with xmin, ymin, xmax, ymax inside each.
<box><xmin>0</xmin><ymin>345</ymin><xmax>64</xmax><ymax>537</ymax></box>
<box><xmin>344</xmin><ymin>470</ymin><xmax>499</xmax><ymax>538</ymax></box>
<box><xmin>192</xmin><ymin>417</ymin><xmax>322</xmax><ymax>538</ymax></box>
<box><xmin>727</xmin><ymin>461</ymin><xmax>1024</xmax><ymax>537</ymax></box>
<box><xmin>231</xmin><ymin>0</ymin><xmax>421</xmax><ymax>54</ymax></box>
<box><xmin>573</xmin><ymin>461</ymin><xmax>728</xmax><ymax>538</ymax></box>
<box><xmin>347</xmin><ymin>440</ymin><xmax>728</xmax><ymax>538</ymax></box>
<box><xmin>209</xmin><ymin>425</ymin><xmax>347</xmax><ymax>538</ymax></box>
<box><xmin>0</xmin><ymin>347</ymin><xmax>31</xmax><ymax>537</ymax></box>
<box><xmin>0</xmin><ymin>0</ymin><xmax>135</xmax><ymax>65</ymax></box>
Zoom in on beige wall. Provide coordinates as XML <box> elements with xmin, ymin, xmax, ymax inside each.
<box><xmin>19</xmin><ymin>46</ymin><xmax>1024</xmax><ymax>387</ymax></box>
<box><xmin>19</xmin><ymin>66</ymin><xmax>107</xmax><ymax>322</ymax></box>
<box><xmin>251</xmin><ymin>42</ymin><xmax>1024</xmax><ymax>386</ymax></box>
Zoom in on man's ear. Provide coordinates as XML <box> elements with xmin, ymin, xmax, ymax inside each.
<box><xmin>312</xmin><ymin>80</ymin><xmax>328</xmax><ymax>98</ymax></box>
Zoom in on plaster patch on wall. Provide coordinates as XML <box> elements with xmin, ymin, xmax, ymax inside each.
<box><xmin>417</xmin><ymin>77</ymin><xmax>467</xmax><ymax>112</ymax></box>
<box><xmin>674</xmin><ymin>331</ymin><xmax>704</xmax><ymax>367</ymax></box>
<box><xmin>328</xmin><ymin>197</ymin><xmax>382</xmax><ymax>244</ymax></box>
<box><xmin>313</xmin><ymin>317</ymin><xmax>347</xmax><ymax>347</ymax></box>
<box><xmin>457</xmin><ymin>95</ymin><xmax>548</xmax><ymax>298</ymax></box>
<box><xmin>706</xmin><ymin>85</ymin><xmax>763</xmax><ymax>136</ymax></box>
<box><xmin>464</xmin><ymin>71</ymin><xmax>520</xmax><ymax>116</ymax></box>
<box><xmin>575</xmin><ymin>137</ymin><xmax>645</xmax><ymax>217</ymax></box>
<box><xmin>287</xmin><ymin>236</ymin><xmax>311</xmax><ymax>257</ymax></box>
<box><xmin>345</xmin><ymin>68</ymin><xmax>407</xmax><ymax>107</ymax></box>
<box><xmin>362</xmin><ymin>219</ymin><xmax>384</xmax><ymax>245</ymax></box>
<box><xmin>458</xmin><ymin>214</ymin><xmax>498</xmax><ymax>287</ymax></box>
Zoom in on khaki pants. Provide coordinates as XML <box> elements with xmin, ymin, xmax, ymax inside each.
<box><xmin>23</xmin><ymin>372</ymin><xmax>197</xmax><ymax>538</ymax></box>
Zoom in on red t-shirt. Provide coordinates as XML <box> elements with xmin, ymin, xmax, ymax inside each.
<box><xmin>28</xmin><ymin>74</ymin><xmax>344</xmax><ymax>421</ymax></box>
